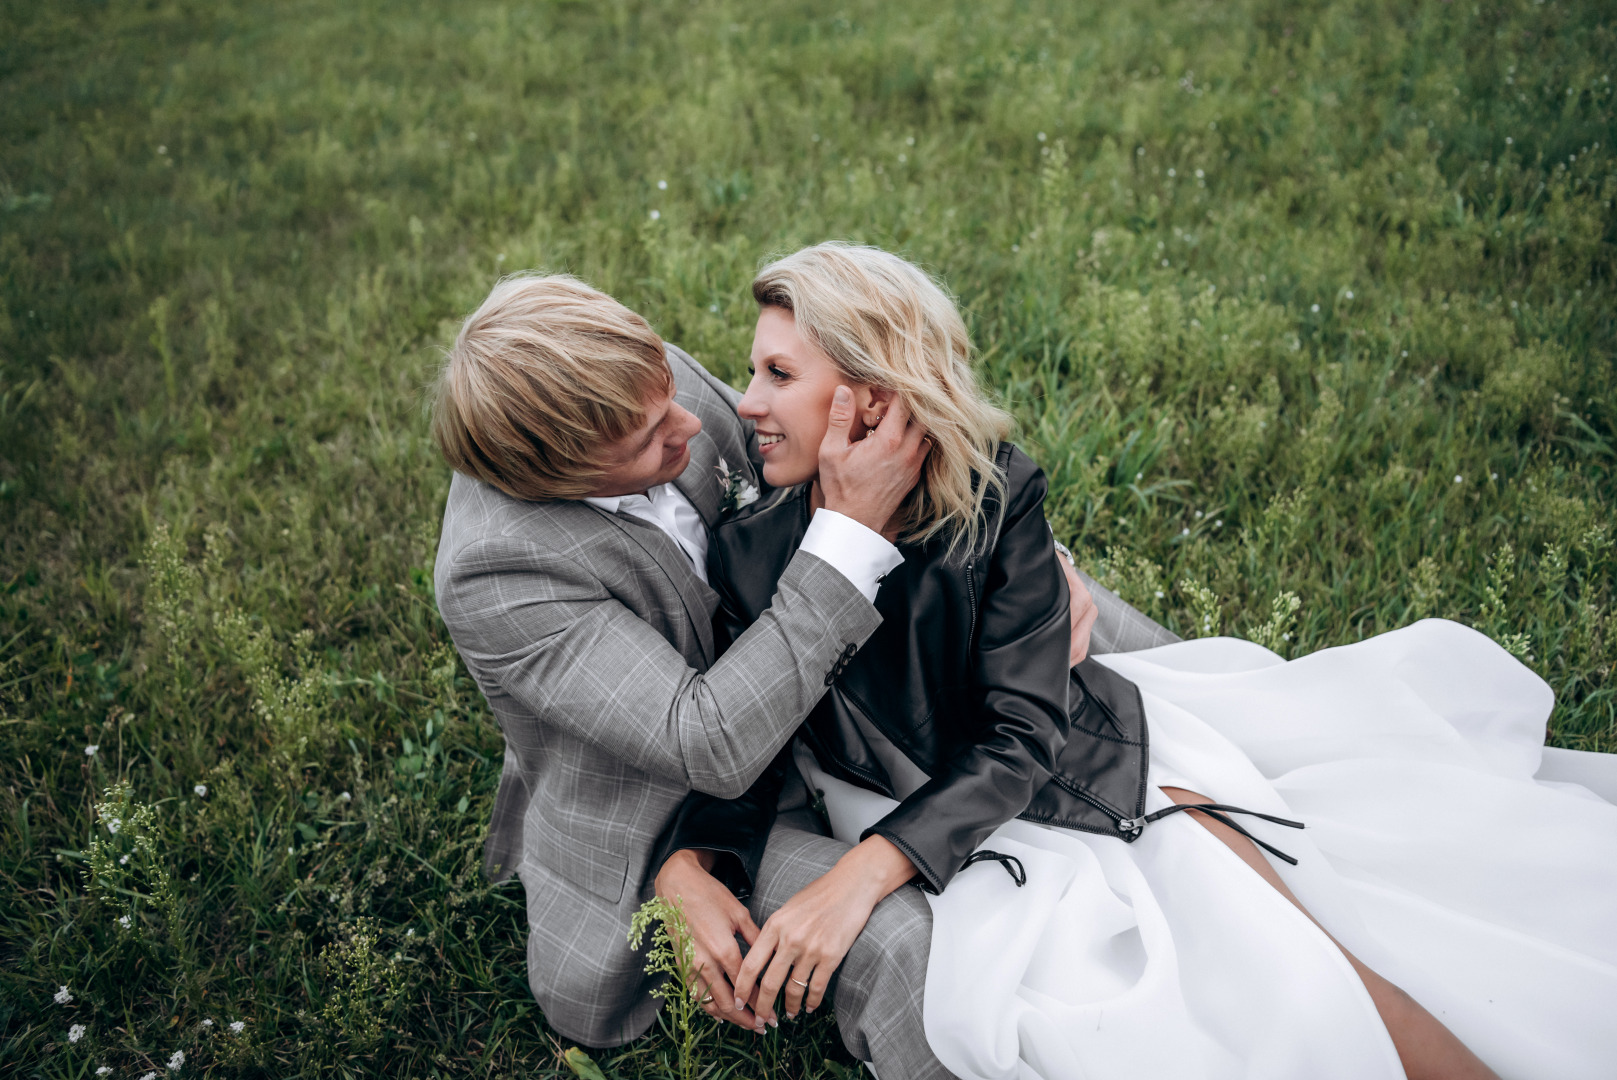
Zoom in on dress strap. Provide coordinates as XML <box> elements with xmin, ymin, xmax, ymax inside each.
<box><xmin>1120</xmin><ymin>803</ymin><xmax>1306</xmax><ymax>865</ymax></box>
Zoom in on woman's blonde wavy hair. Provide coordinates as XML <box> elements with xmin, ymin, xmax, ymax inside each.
<box><xmin>752</xmin><ymin>242</ymin><xmax>1012</xmax><ymax>558</ymax></box>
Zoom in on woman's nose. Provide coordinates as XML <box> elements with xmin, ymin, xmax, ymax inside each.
<box><xmin>737</xmin><ymin>375</ymin><xmax>767</xmax><ymax>420</ymax></box>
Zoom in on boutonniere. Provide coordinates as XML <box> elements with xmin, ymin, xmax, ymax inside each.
<box><xmin>715</xmin><ymin>458</ymin><xmax>760</xmax><ymax>514</ymax></box>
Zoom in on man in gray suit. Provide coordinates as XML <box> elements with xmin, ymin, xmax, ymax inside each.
<box><xmin>432</xmin><ymin>274</ymin><xmax>1177</xmax><ymax>1078</ymax></box>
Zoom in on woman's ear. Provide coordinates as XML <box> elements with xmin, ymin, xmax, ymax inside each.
<box><xmin>854</xmin><ymin>386</ymin><xmax>897</xmax><ymax>433</ymax></box>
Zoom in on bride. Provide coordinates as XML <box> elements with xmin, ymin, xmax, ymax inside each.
<box><xmin>657</xmin><ymin>241</ymin><xmax>1617</xmax><ymax>1080</ymax></box>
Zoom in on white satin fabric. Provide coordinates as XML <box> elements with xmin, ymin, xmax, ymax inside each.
<box><xmin>810</xmin><ymin>620</ymin><xmax>1617</xmax><ymax>1080</ymax></box>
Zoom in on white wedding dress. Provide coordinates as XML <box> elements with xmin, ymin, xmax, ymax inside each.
<box><xmin>808</xmin><ymin>619</ymin><xmax>1617</xmax><ymax>1080</ymax></box>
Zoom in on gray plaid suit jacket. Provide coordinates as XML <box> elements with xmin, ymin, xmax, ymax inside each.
<box><xmin>434</xmin><ymin>344</ymin><xmax>889</xmax><ymax>1046</ymax></box>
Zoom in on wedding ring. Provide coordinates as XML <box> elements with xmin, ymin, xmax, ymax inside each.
<box><xmin>790</xmin><ymin>976</ymin><xmax>810</xmax><ymax>988</ymax></box>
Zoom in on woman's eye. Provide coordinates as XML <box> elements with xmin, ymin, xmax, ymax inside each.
<box><xmin>768</xmin><ymin>365</ymin><xmax>791</xmax><ymax>382</ymax></box>
<box><xmin>745</xmin><ymin>364</ymin><xmax>756</xmax><ymax>376</ymax></box>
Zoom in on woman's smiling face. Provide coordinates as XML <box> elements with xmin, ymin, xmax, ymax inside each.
<box><xmin>739</xmin><ymin>306</ymin><xmax>878</xmax><ymax>488</ymax></box>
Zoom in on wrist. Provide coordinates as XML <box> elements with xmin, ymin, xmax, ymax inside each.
<box><xmin>835</xmin><ymin>834</ymin><xmax>916</xmax><ymax>906</ymax></box>
<box><xmin>656</xmin><ymin>848</ymin><xmax>718</xmax><ymax>896</ymax></box>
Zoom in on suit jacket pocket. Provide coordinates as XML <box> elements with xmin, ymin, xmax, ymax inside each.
<box><xmin>531</xmin><ymin>825</ymin><xmax>630</xmax><ymax>904</ymax></box>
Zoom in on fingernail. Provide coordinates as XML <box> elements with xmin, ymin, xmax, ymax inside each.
<box><xmin>755</xmin><ymin>1020</ymin><xmax>767</xmax><ymax>1034</ymax></box>
<box><xmin>768</xmin><ymin>1016</ymin><xmax>779</xmax><ymax>1029</ymax></box>
<box><xmin>834</xmin><ymin>386</ymin><xmax>851</xmax><ymax>404</ymax></box>
<box><xmin>786</xmin><ymin>1012</ymin><xmax>797</xmax><ymax>1022</ymax></box>
<box><xmin>735</xmin><ymin>997</ymin><xmax>746</xmax><ymax>1012</ymax></box>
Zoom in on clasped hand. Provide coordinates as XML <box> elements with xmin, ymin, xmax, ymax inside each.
<box><xmin>655</xmin><ymin>836</ymin><xmax>916</xmax><ymax>1033</ymax></box>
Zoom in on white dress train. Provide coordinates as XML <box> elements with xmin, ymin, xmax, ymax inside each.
<box><xmin>809</xmin><ymin>620</ymin><xmax>1617</xmax><ymax>1080</ymax></box>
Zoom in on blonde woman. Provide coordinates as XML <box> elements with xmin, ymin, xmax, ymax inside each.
<box><xmin>653</xmin><ymin>242</ymin><xmax>1617</xmax><ymax>1080</ymax></box>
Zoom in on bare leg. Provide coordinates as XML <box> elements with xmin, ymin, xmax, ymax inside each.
<box><xmin>1159</xmin><ymin>787</ymin><xmax>1500</xmax><ymax>1080</ymax></box>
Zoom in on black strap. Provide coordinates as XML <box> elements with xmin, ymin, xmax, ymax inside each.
<box><xmin>1132</xmin><ymin>803</ymin><xmax>1306</xmax><ymax>866</ymax></box>
<box><xmin>962</xmin><ymin>849</ymin><xmax>1027</xmax><ymax>887</ymax></box>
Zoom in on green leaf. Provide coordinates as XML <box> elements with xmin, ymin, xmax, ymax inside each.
<box><xmin>561</xmin><ymin>1047</ymin><xmax>609</xmax><ymax>1080</ymax></box>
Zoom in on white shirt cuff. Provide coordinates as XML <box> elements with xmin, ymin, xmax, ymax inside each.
<box><xmin>799</xmin><ymin>509</ymin><xmax>906</xmax><ymax>603</ymax></box>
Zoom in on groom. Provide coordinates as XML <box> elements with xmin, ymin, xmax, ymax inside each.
<box><xmin>431</xmin><ymin>274</ymin><xmax>1178</xmax><ymax>1078</ymax></box>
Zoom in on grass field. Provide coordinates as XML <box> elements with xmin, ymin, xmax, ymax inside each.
<box><xmin>2</xmin><ymin>0</ymin><xmax>1613</xmax><ymax>1076</ymax></box>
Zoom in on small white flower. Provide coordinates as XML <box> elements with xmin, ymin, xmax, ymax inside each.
<box><xmin>1506</xmin><ymin>136</ymin><xmax>1513</xmax><ymax>144</ymax></box>
<box><xmin>1345</xmin><ymin>290</ymin><xmax>1354</xmax><ymax>299</ymax></box>
<box><xmin>201</xmin><ymin>1019</ymin><xmax>213</xmax><ymax>1028</ymax></box>
<box><xmin>157</xmin><ymin>145</ymin><xmax>167</xmax><ymax>155</ymax></box>
<box><xmin>1135</xmin><ymin>472</ymin><xmax>1143</xmax><ymax>481</ymax></box>
<box><xmin>229</xmin><ymin>1020</ymin><xmax>245</xmax><ymax>1035</ymax></box>
<box><xmin>141</xmin><ymin>1072</ymin><xmax>159</xmax><ymax>1080</ymax></box>
<box><xmin>1161</xmin><ymin>259</ymin><xmax>1170</xmax><ymax>267</ymax></box>
<box><xmin>106</xmin><ymin>818</ymin><xmax>121</xmax><ymax>835</ymax></box>
<box><xmin>1282</xmin><ymin>632</ymin><xmax>1292</xmax><ymax>641</ymax></box>
<box><xmin>168</xmin><ymin>1049</ymin><xmax>185</xmax><ymax>1071</ymax></box>
<box><xmin>657</xmin><ymin>179</ymin><xmax>667</xmax><ymax>190</ymax></box>
<box><xmin>1454</xmin><ymin>475</ymin><xmax>1463</xmax><ymax>484</ymax></box>
<box><xmin>85</xmin><ymin>745</ymin><xmax>99</xmax><ymax>757</ymax></box>
<box><xmin>1491</xmin><ymin>472</ymin><xmax>1498</xmax><ymax>480</ymax></box>
<box><xmin>1214</xmin><ymin>520</ymin><xmax>1223</xmax><ymax>527</ymax></box>
<box><xmin>1195</xmin><ymin>510</ymin><xmax>1203</xmax><ymax>518</ymax></box>
<box><xmin>120</xmin><ymin>854</ymin><xmax>130</xmax><ymax>865</ymax></box>
<box><xmin>1154</xmin><ymin>590</ymin><xmax>1165</xmax><ymax>599</ymax></box>
<box><xmin>405</xmin><ymin>928</ymin><xmax>415</xmax><ymax>938</ymax></box>
<box><xmin>1401</xmin><ymin>350</ymin><xmax>1409</xmax><ymax>357</ymax></box>
<box><xmin>1311</xmin><ymin>303</ymin><xmax>1321</xmax><ymax>313</ymax></box>
<box><xmin>1181</xmin><ymin>527</ymin><xmax>1190</xmax><ymax>536</ymax></box>
<box><xmin>97</xmin><ymin>1068</ymin><xmax>112</xmax><ymax>1076</ymax></box>
<box><xmin>1167</xmin><ymin>168</ymin><xmax>1176</xmax><ymax>178</ymax></box>
<box><xmin>69</xmin><ymin>1024</ymin><xmax>86</xmax><ymax>1043</ymax></box>
<box><xmin>708</xmin><ymin>303</ymin><xmax>719</xmax><ymax>313</ymax></box>
<box><xmin>496</xmin><ymin>252</ymin><xmax>505</xmax><ymax>262</ymax></box>
<box><xmin>55</xmin><ymin>985</ymin><xmax>73</xmax><ymax>1005</ymax></box>
<box><xmin>118</xmin><ymin>914</ymin><xmax>132</xmax><ymax>929</ymax></box>
<box><xmin>338</xmin><ymin>791</ymin><xmax>351</xmax><ymax>801</ymax></box>
<box><xmin>1012</xmin><ymin>244</ymin><xmax>1020</xmax><ymax>252</ymax></box>
<box><xmin>194</xmin><ymin>784</ymin><xmax>207</xmax><ymax>798</ymax></box>
<box><xmin>648</xmin><ymin>209</ymin><xmax>660</xmax><ymax>220</ymax></box>
<box><xmin>1195</xmin><ymin>168</ymin><xmax>1205</xmax><ymax>178</ymax></box>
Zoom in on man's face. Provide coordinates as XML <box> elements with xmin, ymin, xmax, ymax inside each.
<box><xmin>585</xmin><ymin>381</ymin><xmax>703</xmax><ymax>498</ymax></box>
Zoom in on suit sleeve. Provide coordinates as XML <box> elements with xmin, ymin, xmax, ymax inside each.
<box><xmin>860</xmin><ymin>449</ymin><xmax>1074</xmax><ymax>892</ymax></box>
<box><xmin>437</xmin><ymin>538</ymin><xmax>881</xmax><ymax>800</ymax></box>
<box><xmin>646</xmin><ymin>543</ymin><xmax>792</xmax><ymax>896</ymax></box>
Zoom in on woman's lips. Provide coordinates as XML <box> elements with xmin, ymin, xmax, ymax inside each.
<box><xmin>757</xmin><ymin>433</ymin><xmax>785</xmax><ymax>454</ymax></box>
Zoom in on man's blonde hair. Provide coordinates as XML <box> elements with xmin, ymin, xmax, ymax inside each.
<box><xmin>752</xmin><ymin>242</ymin><xmax>1013</xmax><ymax>557</ymax></box>
<box><xmin>431</xmin><ymin>274</ymin><xmax>670</xmax><ymax>500</ymax></box>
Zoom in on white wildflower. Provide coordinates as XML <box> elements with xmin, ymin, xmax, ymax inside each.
<box><xmin>1181</xmin><ymin>528</ymin><xmax>1190</xmax><ymax>536</ymax></box>
<box><xmin>118</xmin><ymin>915</ymin><xmax>132</xmax><ymax>929</ymax></box>
<box><xmin>201</xmin><ymin>1019</ymin><xmax>213</xmax><ymax>1028</ymax></box>
<box><xmin>1345</xmin><ymin>290</ymin><xmax>1354</xmax><ymax>299</ymax></box>
<box><xmin>85</xmin><ymin>745</ymin><xmax>99</xmax><ymax>757</ymax></box>
<box><xmin>405</xmin><ymin>928</ymin><xmax>415</xmax><ymax>938</ymax></box>
<box><xmin>106</xmin><ymin>818</ymin><xmax>121</xmax><ymax>835</ymax></box>
<box><xmin>168</xmin><ymin>1049</ymin><xmax>185</xmax><ymax>1071</ymax></box>
<box><xmin>657</xmin><ymin>179</ymin><xmax>667</xmax><ymax>190</ymax></box>
<box><xmin>1154</xmin><ymin>590</ymin><xmax>1165</xmax><ymax>599</ymax></box>
<box><xmin>229</xmin><ymin>1020</ymin><xmax>245</xmax><ymax>1035</ymax></box>
<box><xmin>1454</xmin><ymin>475</ymin><xmax>1463</xmax><ymax>484</ymax></box>
<box><xmin>141</xmin><ymin>1072</ymin><xmax>159</xmax><ymax>1080</ymax></box>
<box><xmin>1195</xmin><ymin>168</ymin><xmax>1205</xmax><ymax>178</ymax></box>
<box><xmin>193</xmin><ymin>784</ymin><xmax>207</xmax><ymax>798</ymax></box>
<box><xmin>97</xmin><ymin>1068</ymin><xmax>112</xmax><ymax>1076</ymax></box>
<box><xmin>338</xmin><ymin>791</ymin><xmax>351</xmax><ymax>802</ymax></box>
<box><xmin>708</xmin><ymin>303</ymin><xmax>719</xmax><ymax>313</ymax></box>
<box><xmin>55</xmin><ymin>985</ymin><xmax>73</xmax><ymax>1005</ymax></box>
<box><xmin>648</xmin><ymin>209</ymin><xmax>660</xmax><ymax>221</ymax></box>
<box><xmin>1491</xmin><ymin>472</ymin><xmax>1498</xmax><ymax>480</ymax></box>
<box><xmin>1311</xmin><ymin>304</ymin><xmax>1321</xmax><ymax>313</ymax></box>
<box><xmin>68</xmin><ymin>1024</ymin><xmax>86</xmax><ymax>1043</ymax></box>
<box><xmin>120</xmin><ymin>854</ymin><xmax>129</xmax><ymax>865</ymax></box>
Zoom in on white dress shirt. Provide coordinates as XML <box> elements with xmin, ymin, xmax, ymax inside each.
<box><xmin>583</xmin><ymin>485</ymin><xmax>903</xmax><ymax>602</ymax></box>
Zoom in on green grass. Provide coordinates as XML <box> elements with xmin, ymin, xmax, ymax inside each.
<box><xmin>2</xmin><ymin>0</ymin><xmax>1613</xmax><ymax>1076</ymax></box>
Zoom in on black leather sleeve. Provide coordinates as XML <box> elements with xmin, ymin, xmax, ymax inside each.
<box><xmin>648</xmin><ymin>741</ymin><xmax>793</xmax><ymax>900</ymax></box>
<box><xmin>860</xmin><ymin>447</ymin><xmax>1073</xmax><ymax>893</ymax></box>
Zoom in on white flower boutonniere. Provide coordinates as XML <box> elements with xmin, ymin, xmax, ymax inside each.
<box><xmin>715</xmin><ymin>458</ymin><xmax>760</xmax><ymax>514</ymax></box>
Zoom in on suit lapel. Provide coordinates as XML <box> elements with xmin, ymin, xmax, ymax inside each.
<box><xmin>672</xmin><ymin>430</ymin><xmax>724</xmax><ymax>528</ymax></box>
<box><xmin>591</xmin><ymin>507</ymin><xmax>717</xmax><ymax>666</ymax></box>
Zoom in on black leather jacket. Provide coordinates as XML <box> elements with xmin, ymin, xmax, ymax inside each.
<box><xmin>654</xmin><ymin>443</ymin><xmax>1151</xmax><ymax>895</ymax></box>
